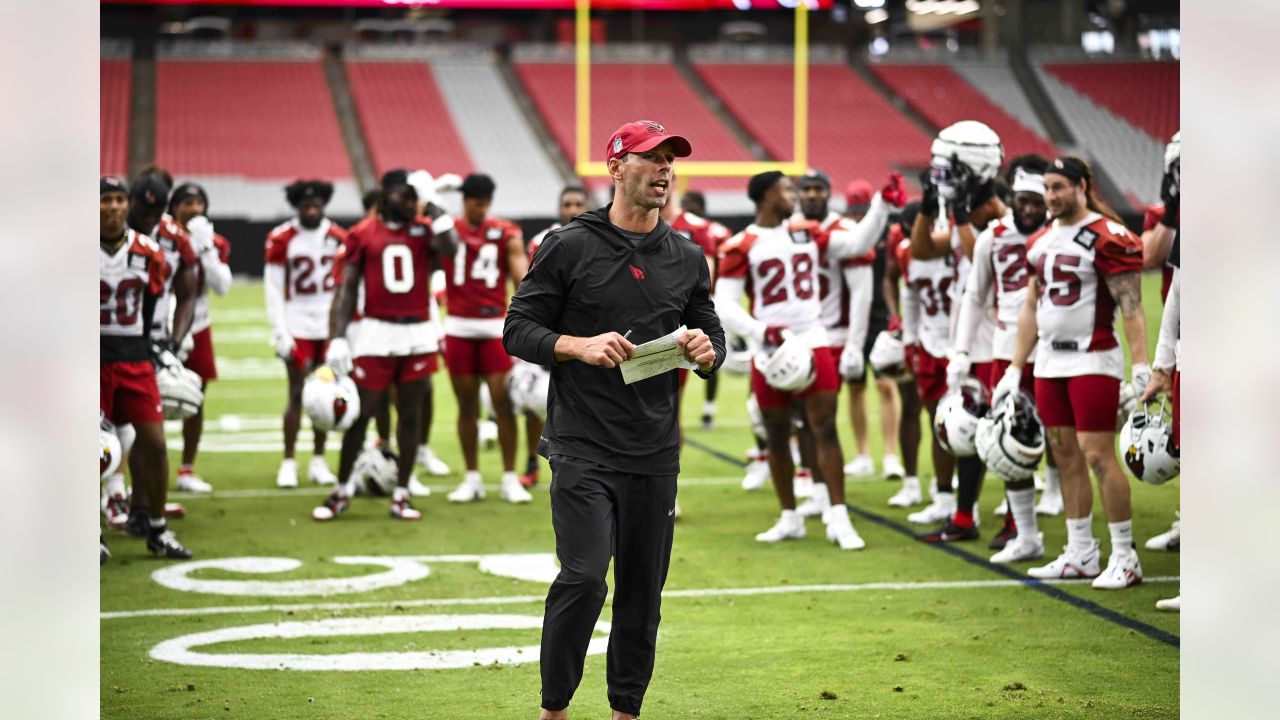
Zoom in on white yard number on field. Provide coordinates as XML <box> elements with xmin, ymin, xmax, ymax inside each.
<box><xmin>382</xmin><ymin>244</ymin><xmax>415</xmax><ymax>293</ymax></box>
<box><xmin>454</xmin><ymin>243</ymin><xmax>501</xmax><ymax>288</ymax></box>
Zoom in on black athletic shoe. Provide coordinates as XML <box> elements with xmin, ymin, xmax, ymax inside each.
<box><xmin>701</xmin><ymin>412</ymin><xmax>714</xmax><ymax>431</ymax></box>
<box><xmin>147</xmin><ymin>527</ymin><xmax>194</xmax><ymax>559</ymax></box>
<box><xmin>917</xmin><ymin>522</ymin><xmax>980</xmax><ymax>543</ymax></box>
<box><xmin>123</xmin><ymin>506</ymin><xmax>151</xmax><ymax>538</ymax></box>
<box><xmin>989</xmin><ymin>513</ymin><xmax>1018</xmax><ymax>550</ymax></box>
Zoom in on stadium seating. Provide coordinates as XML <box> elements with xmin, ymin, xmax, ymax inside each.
<box><xmin>870</xmin><ymin>63</ymin><xmax>1057</xmax><ymax>160</ymax></box>
<box><xmin>345</xmin><ymin>61</ymin><xmax>474</xmax><ymax>179</ymax></box>
<box><xmin>101</xmin><ymin>59</ymin><xmax>131</xmax><ymax>177</ymax></box>
<box><xmin>1042</xmin><ymin>61</ymin><xmax>1178</xmax><ymax>142</ymax></box>
<box><xmin>696</xmin><ymin>62</ymin><xmax>933</xmax><ymax>196</ymax></box>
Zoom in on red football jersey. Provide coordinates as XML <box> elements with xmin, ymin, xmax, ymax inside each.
<box><xmin>335</xmin><ymin>216</ymin><xmax>437</xmax><ymax>322</ymax></box>
<box><xmin>670</xmin><ymin>211</ymin><xmax>718</xmax><ymax>259</ymax></box>
<box><xmin>442</xmin><ymin>216</ymin><xmax>522</xmax><ymax>320</ymax></box>
<box><xmin>1142</xmin><ymin>202</ymin><xmax>1176</xmax><ymax>302</ymax></box>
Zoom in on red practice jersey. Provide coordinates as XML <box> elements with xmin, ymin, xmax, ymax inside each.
<box><xmin>442</xmin><ymin>216</ymin><xmax>522</xmax><ymax>320</ymax></box>
<box><xmin>101</xmin><ymin>230</ymin><xmax>170</xmax><ymax>364</ymax></box>
<box><xmin>335</xmin><ymin>217</ymin><xmax>438</xmax><ymax>322</ymax></box>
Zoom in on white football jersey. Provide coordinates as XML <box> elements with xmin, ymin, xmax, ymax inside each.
<box><xmin>1026</xmin><ymin>212</ymin><xmax>1144</xmax><ymax>379</ymax></box>
<box><xmin>949</xmin><ymin>224</ymin><xmax>997</xmax><ymax>363</ymax></box>
<box><xmin>965</xmin><ymin>212</ymin><xmax>1034</xmax><ymax>361</ymax></box>
<box><xmin>148</xmin><ymin>215</ymin><xmax>197</xmax><ymax>341</ymax></box>
<box><xmin>719</xmin><ymin>220</ymin><xmax>829</xmax><ymax>347</ymax></box>
<box><xmin>264</xmin><ymin>218</ymin><xmax>348</xmax><ymax>340</ymax></box>
<box><xmin>896</xmin><ymin>241</ymin><xmax>956</xmax><ymax>359</ymax></box>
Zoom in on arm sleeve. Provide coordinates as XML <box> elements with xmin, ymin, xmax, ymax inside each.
<box><xmin>826</xmin><ymin>194</ymin><xmax>890</xmax><ymax>260</ymax></box>
<box><xmin>264</xmin><ymin>264</ymin><xmax>289</xmax><ymax>340</ymax></box>
<box><xmin>1154</xmin><ymin>269</ymin><xmax>1180</xmax><ymax>370</ymax></box>
<box><xmin>713</xmin><ymin>277</ymin><xmax>765</xmax><ymax>348</ymax></box>
<box><xmin>900</xmin><ymin>279</ymin><xmax>921</xmax><ymax>346</ymax></box>
<box><xmin>952</xmin><ymin>233</ymin><xmax>994</xmax><ymax>354</ymax></box>
<box><xmin>503</xmin><ymin>234</ymin><xmax>568</xmax><ymax>365</ymax></box>
<box><xmin>682</xmin><ymin>256</ymin><xmax>727</xmax><ymax>377</ymax></box>
<box><xmin>842</xmin><ymin>264</ymin><xmax>873</xmax><ymax>354</ymax></box>
<box><xmin>200</xmin><ymin>236</ymin><xmax>232</xmax><ymax>295</ymax></box>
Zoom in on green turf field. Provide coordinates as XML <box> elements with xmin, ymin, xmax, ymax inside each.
<box><xmin>101</xmin><ymin>275</ymin><xmax>1178</xmax><ymax>719</ymax></box>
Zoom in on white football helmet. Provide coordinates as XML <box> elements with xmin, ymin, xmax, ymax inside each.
<box><xmin>976</xmin><ymin>391</ymin><xmax>1045</xmax><ymax>482</ymax></box>
<box><xmin>352</xmin><ymin>447</ymin><xmax>399</xmax><ymax>496</ymax></box>
<box><xmin>156</xmin><ymin>363</ymin><xmax>204</xmax><ymax>420</ymax></box>
<box><xmin>869</xmin><ymin>330</ymin><xmax>908</xmax><ymax>380</ymax></box>
<box><xmin>302</xmin><ymin>366</ymin><xmax>362</xmax><ymax>432</ymax></box>
<box><xmin>100</xmin><ymin>412</ymin><xmax>122</xmax><ymax>480</ymax></box>
<box><xmin>1121</xmin><ymin>403</ymin><xmax>1180</xmax><ymax>485</ymax></box>
<box><xmin>754</xmin><ymin>333</ymin><xmax>815</xmax><ymax>393</ymax></box>
<box><xmin>930</xmin><ymin>120</ymin><xmax>1004</xmax><ymax>199</ymax></box>
<box><xmin>507</xmin><ymin>361</ymin><xmax>550</xmax><ymax>421</ymax></box>
<box><xmin>1117</xmin><ymin>382</ymin><xmax>1139</xmax><ymax>431</ymax></box>
<box><xmin>1164</xmin><ymin>131</ymin><xmax>1181</xmax><ymax>173</ymax></box>
<box><xmin>934</xmin><ymin>377</ymin><xmax>991</xmax><ymax>457</ymax></box>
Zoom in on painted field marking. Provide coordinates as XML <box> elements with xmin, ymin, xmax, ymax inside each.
<box><xmin>166</xmin><ymin>476</ymin><xmax>745</xmax><ymax>500</ymax></box>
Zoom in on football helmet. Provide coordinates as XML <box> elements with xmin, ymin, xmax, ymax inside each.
<box><xmin>156</xmin><ymin>363</ymin><xmax>204</xmax><ymax>420</ymax></box>
<box><xmin>353</xmin><ymin>447</ymin><xmax>400</xmax><ymax>496</ymax></box>
<box><xmin>869</xmin><ymin>330</ymin><xmax>908</xmax><ymax>380</ymax></box>
<box><xmin>929</xmin><ymin>121</ymin><xmax>1004</xmax><ymax>199</ymax></box>
<box><xmin>1164</xmin><ymin>131</ymin><xmax>1181</xmax><ymax>174</ymax></box>
<box><xmin>1121</xmin><ymin>402</ymin><xmax>1180</xmax><ymax>485</ymax></box>
<box><xmin>1117</xmin><ymin>381</ymin><xmax>1139</xmax><ymax>430</ymax></box>
<box><xmin>507</xmin><ymin>361</ymin><xmax>550</xmax><ymax>421</ymax></box>
<box><xmin>934</xmin><ymin>377</ymin><xmax>991</xmax><ymax>457</ymax></box>
<box><xmin>754</xmin><ymin>332</ymin><xmax>815</xmax><ymax>393</ymax></box>
<box><xmin>100</xmin><ymin>412</ymin><xmax>122</xmax><ymax>480</ymax></box>
<box><xmin>302</xmin><ymin>366</ymin><xmax>362</xmax><ymax>432</ymax></box>
<box><xmin>976</xmin><ymin>391</ymin><xmax>1045</xmax><ymax>482</ymax></box>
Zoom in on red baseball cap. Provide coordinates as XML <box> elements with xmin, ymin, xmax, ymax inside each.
<box><xmin>605</xmin><ymin>120</ymin><xmax>692</xmax><ymax>162</ymax></box>
<box><xmin>845</xmin><ymin>179</ymin><xmax>874</xmax><ymax>208</ymax></box>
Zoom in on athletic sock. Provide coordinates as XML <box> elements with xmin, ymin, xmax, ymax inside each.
<box><xmin>464</xmin><ymin>470</ymin><xmax>483</xmax><ymax>486</ymax></box>
<box><xmin>393</xmin><ymin>486</ymin><xmax>410</xmax><ymax>502</ymax></box>
<box><xmin>1066</xmin><ymin>516</ymin><xmax>1094</xmax><ymax>552</ymax></box>
<box><xmin>1045</xmin><ymin>466</ymin><xmax>1061</xmax><ymax>495</ymax></box>
<box><xmin>1108</xmin><ymin>520</ymin><xmax>1134</xmax><ymax>554</ymax></box>
<box><xmin>902</xmin><ymin>475</ymin><xmax>921</xmax><ymax>492</ymax></box>
<box><xmin>780</xmin><ymin>508</ymin><xmax>800</xmax><ymax>526</ymax></box>
<box><xmin>702</xmin><ymin>401</ymin><xmax>715</xmax><ymax>415</ymax></box>
<box><xmin>178</xmin><ymin>464</ymin><xmax>194</xmax><ymax>475</ymax></box>
<box><xmin>826</xmin><ymin>503</ymin><xmax>849</xmax><ymax>524</ymax></box>
<box><xmin>105</xmin><ymin>472</ymin><xmax>126</xmax><ymax>497</ymax></box>
<box><xmin>501</xmin><ymin>471</ymin><xmax>519</xmax><ymax>487</ymax></box>
<box><xmin>1007</xmin><ymin>487</ymin><xmax>1038</xmax><ymax>539</ymax></box>
<box><xmin>809</xmin><ymin>481</ymin><xmax>830</xmax><ymax>505</ymax></box>
<box><xmin>149</xmin><ymin>517</ymin><xmax>166</xmax><ymax>531</ymax></box>
<box><xmin>339</xmin><ymin>477</ymin><xmax>358</xmax><ymax>498</ymax></box>
<box><xmin>952</xmin><ymin>507</ymin><xmax>975</xmax><ymax>528</ymax></box>
<box><xmin>955</xmin><ymin>456</ymin><xmax>983</xmax><ymax>515</ymax></box>
<box><xmin>525</xmin><ymin>456</ymin><xmax>538</xmax><ymax>475</ymax></box>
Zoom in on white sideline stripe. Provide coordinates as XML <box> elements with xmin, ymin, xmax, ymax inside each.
<box><xmin>101</xmin><ymin>575</ymin><xmax>1181</xmax><ymax>621</ymax></box>
<box><xmin>168</xmin><ymin>476</ymin><xmax>745</xmax><ymax>500</ymax></box>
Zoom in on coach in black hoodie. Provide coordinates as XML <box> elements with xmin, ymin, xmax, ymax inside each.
<box><xmin>504</xmin><ymin>121</ymin><xmax>725</xmax><ymax>720</ymax></box>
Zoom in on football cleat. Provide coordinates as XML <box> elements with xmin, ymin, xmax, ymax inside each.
<box><xmin>1027</xmin><ymin>540</ymin><xmax>1102</xmax><ymax>580</ymax></box>
<box><xmin>916</xmin><ymin>522</ymin><xmax>979</xmax><ymax>543</ymax></box>
<box><xmin>276</xmin><ymin>459</ymin><xmax>299</xmax><ymax>489</ymax></box>
<box><xmin>1145</xmin><ymin>516</ymin><xmax>1180</xmax><ymax>552</ymax></box>
<box><xmin>1035</xmin><ymin>488</ymin><xmax>1064</xmax><ymax>516</ymax></box>
<box><xmin>478</xmin><ymin>420</ymin><xmax>499</xmax><ymax>448</ymax></box>
<box><xmin>882</xmin><ymin>454</ymin><xmax>905</xmax><ymax>480</ymax></box>
<box><xmin>176</xmin><ymin>472</ymin><xmax>213</xmax><ymax>493</ymax></box>
<box><xmin>993</xmin><ymin>497</ymin><xmax>1009</xmax><ymax>517</ymax></box>
<box><xmin>146</xmin><ymin>527</ymin><xmax>194</xmax><ymax>559</ymax></box>
<box><xmin>1091</xmin><ymin>549</ymin><xmax>1143</xmax><ymax>590</ymax></box>
<box><xmin>741</xmin><ymin>451</ymin><xmax>770</xmax><ymax>491</ymax></box>
<box><xmin>164</xmin><ymin>502</ymin><xmax>187</xmax><ymax>519</ymax></box>
<box><xmin>844</xmin><ymin>455</ymin><xmax>875</xmax><ymax>477</ymax></box>
<box><xmin>888</xmin><ymin>482</ymin><xmax>923</xmax><ymax>508</ymax></box>
<box><xmin>755</xmin><ymin>511</ymin><xmax>805</xmax><ymax>543</ymax></box>
<box><xmin>988</xmin><ymin>512</ymin><xmax>1017</xmax><ymax>550</ymax></box>
<box><xmin>312</xmin><ymin>490</ymin><xmax>350</xmax><ymax>522</ymax></box>
<box><xmin>907</xmin><ymin>493</ymin><xmax>956</xmax><ymax>525</ymax></box>
<box><xmin>796</xmin><ymin>485</ymin><xmax>830</xmax><ymax>518</ymax></box>
<box><xmin>101</xmin><ymin>492</ymin><xmax>130</xmax><ymax>530</ymax></box>
<box><xmin>447</xmin><ymin>475</ymin><xmax>486</xmax><ymax>503</ymax></box>
<box><xmin>308</xmin><ymin>457</ymin><xmax>338</xmax><ymax>486</ymax></box>
<box><xmin>824</xmin><ymin>508</ymin><xmax>866</xmax><ymax>551</ymax></box>
<box><xmin>389</xmin><ymin>492</ymin><xmax>423</xmax><ymax>521</ymax></box>
<box><xmin>793</xmin><ymin>468</ymin><xmax>814</xmax><ymax>499</ymax></box>
<box><xmin>989</xmin><ymin>532</ymin><xmax>1045</xmax><ymax>564</ymax></box>
<box><xmin>1156</xmin><ymin>595</ymin><xmax>1180</xmax><ymax>613</ymax></box>
<box><xmin>518</xmin><ymin>469</ymin><xmax>539</xmax><ymax>489</ymax></box>
<box><xmin>406</xmin><ymin>474</ymin><xmax>433</xmax><ymax>498</ymax></box>
<box><xmin>416</xmin><ymin>446</ymin><xmax>452</xmax><ymax>476</ymax></box>
<box><xmin>500</xmin><ymin>475</ymin><xmax>533</xmax><ymax>504</ymax></box>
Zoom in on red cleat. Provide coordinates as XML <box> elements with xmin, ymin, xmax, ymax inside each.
<box><xmin>518</xmin><ymin>470</ymin><xmax>539</xmax><ymax>489</ymax></box>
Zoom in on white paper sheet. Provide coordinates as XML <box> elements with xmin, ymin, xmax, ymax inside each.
<box><xmin>619</xmin><ymin>325</ymin><xmax>699</xmax><ymax>385</ymax></box>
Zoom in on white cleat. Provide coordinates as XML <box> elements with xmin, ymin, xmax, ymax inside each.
<box><xmin>882</xmin><ymin>454</ymin><xmax>905</xmax><ymax>480</ymax></box>
<box><xmin>1035</xmin><ymin>489</ymin><xmax>1064</xmax><ymax>517</ymax></box>
<box><xmin>1144</xmin><ymin>519</ymin><xmax>1180</xmax><ymax>552</ymax></box>
<box><xmin>1033</xmin><ymin>473</ymin><xmax>1046</xmax><ymax>491</ymax></box>
<box><xmin>824</xmin><ymin>508</ymin><xmax>866</xmax><ymax>550</ymax></box>
<box><xmin>406</xmin><ymin>474</ymin><xmax>432</xmax><ymax>498</ymax></box>
<box><xmin>797</xmin><ymin>486</ymin><xmax>830</xmax><ymax>519</ymax></box>
<box><xmin>448</xmin><ymin>479</ymin><xmax>486</xmax><ymax>503</ymax></box>
<box><xmin>416</xmin><ymin>446</ymin><xmax>452</xmax><ymax>476</ymax></box>
<box><xmin>741</xmin><ymin>453</ymin><xmax>770</xmax><ymax>491</ymax></box>
<box><xmin>907</xmin><ymin>494</ymin><xmax>956</xmax><ymax>525</ymax></box>
<box><xmin>755</xmin><ymin>511</ymin><xmax>805</xmax><ymax>543</ymax></box>
<box><xmin>276</xmin><ymin>460</ymin><xmax>299</xmax><ymax>489</ymax></box>
<box><xmin>1027</xmin><ymin>540</ymin><xmax>1102</xmax><ymax>580</ymax></box>
<box><xmin>793</xmin><ymin>469</ymin><xmax>814</xmax><ymax>499</ymax></box>
<box><xmin>176</xmin><ymin>473</ymin><xmax>213</xmax><ymax>493</ymax></box>
<box><xmin>478</xmin><ymin>420</ymin><xmax>498</xmax><ymax>448</ymax></box>
<box><xmin>1091</xmin><ymin>549</ymin><xmax>1143</xmax><ymax>590</ymax></box>
<box><xmin>989</xmin><ymin>532</ymin><xmax>1045</xmax><ymax>564</ymax></box>
<box><xmin>843</xmin><ymin>454</ymin><xmax>875</xmax><ymax>477</ymax></box>
<box><xmin>1156</xmin><ymin>595</ymin><xmax>1180</xmax><ymax>613</ymax></box>
<box><xmin>993</xmin><ymin>498</ymin><xmax>1008</xmax><ymax>516</ymax></box>
<box><xmin>500</xmin><ymin>475</ymin><xmax>533</xmax><ymax>504</ymax></box>
<box><xmin>308</xmin><ymin>457</ymin><xmax>337</xmax><ymax>486</ymax></box>
<box><xmin>888</xmin><ymin>483</ymin><xmax>923</xmax><ymax>508</ymax></box>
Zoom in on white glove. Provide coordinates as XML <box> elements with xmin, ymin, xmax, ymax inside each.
<box><xmin>946</xmin><ymin>350</ymin><xmax>971</xmax><ymax>390</ymax></box>
<box><xmin>992</xmin><ymin>365</ymin><xmax>1022</xmax><ymax>408</ymax></box>
<box><xmin>433</xmin><ymin>173</ymin><xmax>463</xmax><ymax>193</ymax></box>
<box><xmin>186</xmin><ymin>215</ymin><xmax>214</xmax><ymax>254</ymax></box>
<box><xmin>326</xmin><ymin>337</ymin><xmax>353</xmax><ymax>376</ymax></box>
<box><xmin>177</xmin><ymin>332</ymin><xmax>195</xmax><ymax>363</ymax></box>
<box><xmin>838</xmin><ymin>344</ymin><xmax>865</xmax><ymax>381</ymax></box>
<box><xmin>272</xmin><ymin>333</ymin><xmax>295</xmax><ymax>360</ymax></box>
<box><xmin>1130</xmin><ymin>363</ymin><xmax>1152</xmax><ymax>399</ymax></box>
<box><xmin>408</xmin><ymin>170</ymin><xmax>445</xmax><ymax>210</ymax></box>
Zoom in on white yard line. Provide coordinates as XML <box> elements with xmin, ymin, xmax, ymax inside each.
<box><xmin>101</xmin><ymin>575</ymin><xmax>1180</xmax><ymax>621</ymax></box>
<box><xmin>168</xmin><ymin>476</ymin><xmax>745</xmax><ymax>499</ymax></box>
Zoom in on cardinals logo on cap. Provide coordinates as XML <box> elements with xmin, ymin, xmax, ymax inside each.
<box><xmin>639</xmin><ymin>121</ymin><xmax>667</xmax><ymax>134</ymax></box>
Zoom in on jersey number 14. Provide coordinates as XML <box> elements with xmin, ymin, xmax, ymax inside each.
<box><xmin>453</xmin><ymin>243</ymin><xmax>501</xmax><ymax>289</ymax></box>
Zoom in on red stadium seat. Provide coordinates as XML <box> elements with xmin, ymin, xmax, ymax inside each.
<box><xmin>345</xmin><ymin>62</ymin><xmax>474</xmax><ymax>177</ymax></box>
<box><xmin>101</xmin><ymin>59</ymin><xmax>131</xmax><ymax>177</ymax></box>
<box><xmin>1043</xmin><ymin>62</ymin><xmax>1179</xmax><ymax>142</ymax></box>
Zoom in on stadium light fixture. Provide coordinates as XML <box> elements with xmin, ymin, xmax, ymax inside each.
<box><xmin>854</xmin><ymin>0</ymin><xmax>886</xmax><ymax>8</ymax></box>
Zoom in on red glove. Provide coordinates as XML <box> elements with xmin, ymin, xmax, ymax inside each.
<box><xmin>881</xmin><ymin>172</ymin><xmax>907</xmax><ymax>208</ymax></box>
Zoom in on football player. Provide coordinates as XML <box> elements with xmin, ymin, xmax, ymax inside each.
<box><xmin>715</xmin><ymin>171</ymin><xmax>883</xmax><ymax>550</ymax></box>
<box><xmin>265</xmin><ymin>180</ymin><xmax>347</xmax><ymax>488</ymax></box>
<box><xmin>167</xmin><ymin>183</ymin><xmax>232</xmax><ymax>492</ymax></box>
<box><xmin>100</xmin><ymin>177</ymin><xmax>192</xmax><ymax>558</ymax></box>
<box><xmin>995</xmin><ymin>156</ymin><xmax>1149</xmax><ymax>589</ymax></box>
<box><xmin>312</xmin><ymin>170</ymin><xmax>458</xmax><ymax>521</ymax></box>
<box><xmin>883</xmin><ymin>205</ymin><xmax>926</xmax><ymax>508</ymax></box>
<box><xmin>1141</xmin><ymin>266</ymin><xmax>1180</xmax><ymax>611</ymax></box>
<box><xmin>441</xmin><ymin>173</ymin><xmax>532</xmax><ymax>504</ymax></box>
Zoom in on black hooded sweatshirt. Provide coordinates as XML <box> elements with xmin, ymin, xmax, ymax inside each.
<box><xmin>503</xmin><ymin>205</ymin><xmax>726</xmax><ymax>476</ymax></box>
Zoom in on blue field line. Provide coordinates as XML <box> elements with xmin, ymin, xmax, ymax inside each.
<box><xmin>683</xmin><ymin>439</ymin><xmax>1181</xmax><ymax>649</ymax></box>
